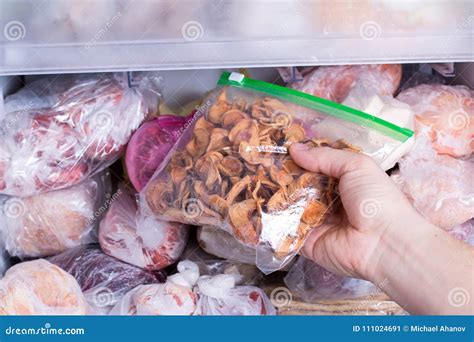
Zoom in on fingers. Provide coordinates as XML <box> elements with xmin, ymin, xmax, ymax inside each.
<box><xmin>289</xmin><ymin>143</ymin><xmax>379</xmax><ymax>179</ymax></box>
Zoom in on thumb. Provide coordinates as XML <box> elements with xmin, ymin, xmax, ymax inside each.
<box><xmin>289</xmin><ymin>143</ymin><xmax>378</xmax><ymax>179</ymax></box>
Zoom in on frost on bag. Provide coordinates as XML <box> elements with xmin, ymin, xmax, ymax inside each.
<box><xmin>110</xmin><ymin>260</ymin><xmax>199</xmax><ymax>315</ymax></box>
<box><xmin>0</xmin><ymin>171</ymin><xmax>111</xmax><ymax>258</ymax></box>
<box><xmin>194</xmin><ymin>273</ymin><xmax>276</xmax><ymax>315</ymax></box>
<box><xmin>397</xmin><ymin>84</ymin><xmax>473</xmax><ymax>158</ymax></box>
<box><xmin>284</xmin><ymin>257</ymin><xmax>378</xmax><ymax>303</ymax></box>
<box><xmin>49</xmin><ymin>245</ymin><xmax>165</xmax><ymax>314</ymax></box>
<box><xmin>391</xmin><ymin>135</ymin><xmax>474</xmax><ymax>229</ymax></box>
<box><xmin>0</xmin><ymin>259</ymin><xmax>88</xmax><ymax>315</ymax></box>
<box><xmin>290</xmin><ymin>64</ymin><xmax>402</xmax><ymax>103</ymax></box>
<box><xmin>99</xmin><ymin>184</ymin><xmax>189</xmax><ymax>271</ymax></box>
<box><xmin>0</xmin><ymin>73</ymin><xmax>161</xmax><ymax>197</ymax></box>
<box><xmin>142</xmin><ymin>72</ymin><xmax>414</xmax><ymax>273</ymax></box>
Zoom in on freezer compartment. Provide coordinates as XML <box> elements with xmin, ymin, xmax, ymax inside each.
<box><xmin>1</xmin><ymin>0</ymin><xmax>473</xmax><ymax>75</ymax></box>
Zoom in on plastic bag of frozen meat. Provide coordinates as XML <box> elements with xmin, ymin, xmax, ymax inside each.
<box><xmin>396</xmin><ymin>84</ymin><xmax>473</xmax><ymax>158</ymax></box>
<box><xmin>99</xmin><ymin>183</ymin><xmax>189</xmax><ymax>271</ymax></box>
<box><xmin>0</xmin><ymin>259</ymin><xmax>88</xmax><ymax>315</ymax></box>
<box><xmin>194</xmin><ymin>273</ymin><xmax>276</xmax><ymax>315</ymax></box>
<box><xmin>49</xmin><ymin>244</ymin><xmax>166</xmax><ymax>314</ymax></box>
<box><xmin>290</xmin><ymin>64</ymin><xmax>402</xmax><ymax>103</ymax></box>
<box><xmin>284</xmin><ymin>257</ymin><xmax>379</xmax><ymax>303</ymax></box>
<box><xmin>0</xmin><ymin>72</ymin><xmax>161</xmax><ymax>197</ymax></box>
<box><xmin>391</xmin><ymin>134</ymin><xmax>473</xmax><ymax>229</ymax></box>
<box><xmin>0</xmin><ymin>171</ymin><xmax>111</xmax><ymax>258</ymax></box>
<box><xmin>110</xmin><ymin>260</ymin><xmax>199</xmax><ymax>315</ymax></box>
<box><xmin>141</xmin><ymin>72</ymin><xmax>414</xmax><ymax>273</ymax></box>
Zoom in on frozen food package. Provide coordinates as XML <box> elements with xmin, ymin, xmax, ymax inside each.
<box><xmin>284</xmin><ymin>257</ymin><xmax>379</xmax><ymax>303</ymax></box>
<box><xmin>49</xmin><ymin>245</ymin><xmax>166</xmax><ymax>315</ymax></box>
<box><xmin>197</xmin><ymin>225</ymin><xmax>258</xmax><ymax>265</ymax></box>
<box><xmin>99</xmin><ymin>184</ymin><xmax>189</xmax><ymax>270</ymax></box>
<box><xmin>397</xmin><ymin>84</ymin><xmax>473</xmax><ymax>158</ymax></box>
<box><xmin>181</xmin><ymin>239</ymin><xmax>263</xmax><ymax>285</ymax></box>
<box><xmin>110</xmin><ymin>260</ymin><xmax>199</xmax><ymax>315</ymax></box>
<box><xmin>0</xmin><ymin>72</ymin><xmax>161</xmax><ymax>197</ymax></box>
<box><xmin>126</xmin><ymin>115</ymin><xmax>190</xmax><ymax>192</ymax></box>
<box><xmin>291</xmin><ymin>64</ymin><xmax>402</xmax><ymax>103</ymax></box>
<box><xmin>142</xmin><ymin>72</ymin><xmax>414</xmax><ymax>273</ymax></box>
<box><xmin>0</xmin><ymin>171</ymin><xmax>111</xmax><ymax>258</ymax></box>
<box><xmin>0</xmin><ymin>259</ymin><xmax>88</xmax><ymax>315</ymax></box>
<box><xmin>391</xmin><ymin>135</ymin><xmax>474</xmax><ymax>229</ymax></box>
<box><xmin>194</xmin><ymin>274</ymin><xmax>276</xmax><ymax>315</ymax></box>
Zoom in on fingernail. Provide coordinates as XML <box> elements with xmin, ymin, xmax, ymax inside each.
<box><xmin>291</xmin><ymin>143</ymin><xmax>309</xmax><ymax>152</ymax></box>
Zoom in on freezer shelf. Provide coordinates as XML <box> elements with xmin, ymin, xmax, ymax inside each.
<box><xmin>1</xmin><ymin>0</ymin><xmax>473</xmax><ymax>74</ymax></box>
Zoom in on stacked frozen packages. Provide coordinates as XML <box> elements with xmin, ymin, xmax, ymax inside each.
<box><xmin>0</xmin><ymin>63</ymin><xmax>471</xmax><ymax>316</ymax></box>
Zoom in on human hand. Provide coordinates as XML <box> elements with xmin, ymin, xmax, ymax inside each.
<box><xmin>289</xmin><ymin>143</ymin><xmax>423</xmax><ymax>281</ymax></box>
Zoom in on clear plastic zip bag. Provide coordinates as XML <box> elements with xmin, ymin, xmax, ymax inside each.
<box><xmin>141</xmin><ymin>72</ymin><xmax>414</xmax><ymax>273</ymax></box>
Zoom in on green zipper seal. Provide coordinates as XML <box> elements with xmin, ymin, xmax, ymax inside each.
<box><xmin>218</xmin><ymin>72</ymin><xmax>414</xmax><ymax>142</ymax></box>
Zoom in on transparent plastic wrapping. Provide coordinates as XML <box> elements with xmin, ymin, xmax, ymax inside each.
<box><xmin>0</xmin><ymin>171</ymin><xmax>111</xmax><ymax>258</ymax></box>
<box><xmin>99</xmin><ymin>184</ymin><xmax>189</xmax><ymax>271</ymax></box>
<box><xmin>110</xmin><ymin>260</ymin><xmax>199</xmax><ymax>316</ymax></box>
<box><xmin>391</xmin><ymin>135</ymin><xmax>474</xmax><ymax>229</ymax></box>
<box><xmin>0</xmin><ymin>259</ymin><xmax>88</xmax><ymax>315</ymax></box>
<box><xmin>49</xmin><ymin>245</ymin><xmax>166</xmax><ymax>315</ymax></box>
<box><xmin>142</xmin><ymin>72</ymin><xmax>414</xmax><ymax>273</ymax></box>
<box><xmin>290</xmin><ymin>64</ymin><xmax>402</xmax><ymax>103</ymax></box>
<box><xmin>0</xmin><ymin>72</ymin><xmax>161</xmax><ymax>197</ymax></box>
<box><xmin>0</xmin><ymin>243</ymin><xmax>9</xmax><ymax>278</ymax></box>
<box><xmin>284</xmin><ymin>257</ymin><xmax>379</xmax><ymax>303</ymax></box>
<box><xmin>194</xmin><ymin>274</ymin><xmax>276</xmax><ymax>315</ymax></box>
<box><xmin>397</xmin><ymin>84</ymin><xmax>473</xmax><ymax>158</ymax></box>
<box><xmin>181</xmin><ymin>240</ymin><xmax>262</xmax><ymax>286</ymax></box>
<box><xmin>448</xmin><ymin>220</ymin><xmax>473</xmax><ymax>245</ymax></box>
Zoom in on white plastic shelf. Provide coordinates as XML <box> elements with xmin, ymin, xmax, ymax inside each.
<box><xmin>1</xmin><ymin>0</ymin><xmax>473</xmax><ymax>75</ymax></box>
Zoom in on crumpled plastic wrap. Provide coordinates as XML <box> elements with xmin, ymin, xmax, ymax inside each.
<box><xmin>110</xmin><ymin>260</ymin><xmax>199</xmax><ymax>315</ymax></box>
<box><xmin>141</xmin><ymin>73</ymin><xmax>412</xmax><ymax>273</ymax></box>
<box><xmin>197</xmin><ymin>225</ymin><xmax>259</xmax><ymax>265</ymax></box>
<box><xmin>194</xmin><ymin>273</ymin><xmax>276</xmax><ymax>315</ymax></box>
<box><xmin>0</xmin><ymin>171</ymin><xmax>111</xmax><ymax>258</ymax></box>
<box><xmin>48</xmin><ymin>245</ymin><xmax>165</xmax><ymax>315</ymax></box>
<box><xmin>284</xmin><ymin>257</ymin><xmax>378</xmax><ymax>303</ymax></box>
<box><xmin>290</xmin><ymin>64</ymin><xmax>402</xmax><ymax>103</ymax></box>
<box><xmin>99</xmin><ymin>184</ymin><xmax>189</xmax><ymax>270</ymax></box>
<box><xmin>391</xmin><ymin>135</ymin><xmax>474</xmax><ymax>229</ymax></box>
<box><xmin>448</xmin><ymin>220</ymin><xmax>473</xmax><ymax>245</ymax></box>
<box><xmin>397</xmin><ymin>84</ymin><xmax>473</xmax><ymax>158</ymax></box>
<box><xmin>0</xmin><ymin>73</ymin><xmax>160</xmax><ymax>197</ymax></box>
<box><xmin>0</xmin><ymin>259</ymin><xmax>88</xmax><ymax>315</ymax></box>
